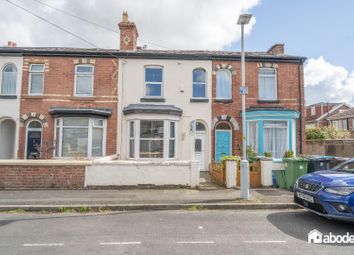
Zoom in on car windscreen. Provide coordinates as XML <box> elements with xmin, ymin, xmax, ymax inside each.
<box><xmin>333</xmin><ymin>161</ymin><xmax>354</xmax><ymax>173</ymax></box>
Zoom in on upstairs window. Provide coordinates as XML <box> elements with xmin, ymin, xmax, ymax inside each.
<box><xmin>258</xmin><ymin>68</ymin><xmax>277</xmax><ymax>100</ymax></box>
<box><xmin>29</xmin><ymin>64</ymin><xmax>44</xmax><ymax>95</ymax></box>
<box><xmin>75</xmin><ymin>65</ymin><xmax>94</xmax><ymax>96</ymax></box>
<box><xmin>1</xmin><ymin>63</ymin><xmax>17</xmax><ymax>95</ymax></box>
<box><xmin>192</xmin><ymin>68</ymin><xmax>206</xmax><ymax>98</ymax></box>
<box><xmin>145</xmin><ymin>66</ymin><xmax>163</xmax><ymax>97</ymax></box>
<box><xmin>311</xmin><ymin>106</ymin><xmax>316</xmax><ymax>116</ymax></box>
<box><xmin>216</xmin><ymin>69</ymin><xmax>231</xmax><ymax>99</ymax></box>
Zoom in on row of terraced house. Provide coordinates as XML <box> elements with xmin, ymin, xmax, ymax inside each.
<box><xmin>0</xmin><ymin>13</ymin><xmax>306</xmax><ymax>172</ymax></box>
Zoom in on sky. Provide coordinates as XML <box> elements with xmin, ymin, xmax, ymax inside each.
<box><xmin>0</xmin><ymin>0</ymin><xmax>353</xmax><ymax>105</ymax></box>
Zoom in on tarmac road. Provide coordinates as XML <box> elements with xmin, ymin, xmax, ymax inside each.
<box><xmin>0</xmin><ymin>209</ymin><xmax>353</xmax><ymax>255</ymax></box>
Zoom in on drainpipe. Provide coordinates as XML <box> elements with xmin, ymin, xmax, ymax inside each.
<box><xmin>298</xmin><ymin>61</ymin><xmax>304</xmax><ymax>154</ymax></box>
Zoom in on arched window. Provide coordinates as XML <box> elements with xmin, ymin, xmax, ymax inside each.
<box><xmin>196</xmin><ymin>122</ymin><xmax>206</xmax><ymax>131</ymax></box>
<box><xmin>216</xmin><ymin>122</ymin><xmax>231</xmax><ymax>130</ymax></box>
<box><xmin>192</xmin><ymin>68</ymin><xmax>206</xmax><ymax>98</ymax></box>
<box><xmin>216</xmin><ymin>69</ymin><xmax>231</xmax><ymax>99</ymax></box>
<box><xmin>1</xmin><ymin>63</ymin><xmax>17</xmax><ymax>95</ymax></box>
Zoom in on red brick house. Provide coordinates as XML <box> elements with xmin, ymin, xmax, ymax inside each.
<box><xmin>211</xmin><ymin>44</ymin><xmax>306</xmax><ymax>160</ymax></box>
<box><xmin>15</xmin><ymin>52</ymin><xmax>119</xmax><ymax>159</ymax></box>
<box><xmin>305</xmin><ymin>102</ymin><xmax>350</xmax><ymax>129</ymax></box>
<box><xmin>327</xmin><ymin>108</ymin><xmax>354</xmax><ymax>138</ymax></box>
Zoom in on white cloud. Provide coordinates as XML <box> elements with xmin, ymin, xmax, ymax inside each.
<box><xmin>0</xmin><ymin>0</ymin><xmax>260</xmax><ymax>50</ymax></box>
<box><xmin>305</xmin><ymin>56</ymin><xmax>354</xmax><ymax>105</ymax></box>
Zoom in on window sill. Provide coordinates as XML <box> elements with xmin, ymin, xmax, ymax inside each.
<box><xmin>140</xmin><ymin>97</ymin><xmax>166</xmax><ymax>102</ymax></box>
<box><xmin>190</xmin><ymin>98</ymin><xmax>209</xmax><ymax>103</ymax></box>
<box><xmin>214</xmin><ymin>99</ymin><xmax>233</xmax><ymax>103</ymax></box>
<box><xmin>0</xmin><ymin>95</ymin><xmax>17</xmax><ymax>99</ymax></box>
<box><xmin>257</xmin><ymin>99</ymin><xmax>280</xmax><ymax>104</ymax></box>
<box><xmin>70</xmin><ymin>96</ymin><xmax>96</xmax><ymax>101</ymax></box>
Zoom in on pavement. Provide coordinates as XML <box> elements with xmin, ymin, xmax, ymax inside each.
<box><xmin>0</xmin><ymin>188</ymin><xmax>297</xmax><ymax>211</ymax></box>
<box><xmin>0</xmin><ymin>210</ymin><xmax>353</xmax><ymax>255</ymax></box>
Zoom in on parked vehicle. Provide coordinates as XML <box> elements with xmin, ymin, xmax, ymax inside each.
<box><xmin>293</xmin><ymin>158</ymin><xmax>354</xmax><ymax>222</ymax></box>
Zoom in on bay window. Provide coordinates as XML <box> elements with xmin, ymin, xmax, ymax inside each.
<box><xmin>248</xmin><ymin>121</ymin><xmax>258</xmax><ymax>152</ymax></box>
<box><xmin>128</xmin><ymin>120</ymin><xmax>177</xmax><ymax>159</ymax></box>
<box><xmin>54</xmin><ymin>117</ymin><xmax>106</xmax><ymax>158</ymax></box>
<box><xmin>263</xmin><ymin>121</ymin><xmax>288</xmax><ymax>158</ymax></box>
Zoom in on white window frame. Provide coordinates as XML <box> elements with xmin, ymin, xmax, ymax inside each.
<box><xmin>352</xmin><ymin>119</ymin><xmax>354</xmax><ymax>131</ymax></box>
<box><xmin>144</xmin><ymin>65</ymin><xmax>163</xmax><ymax>98</ymax></box>
<box><xmin>258</xmin><ymin>68</ymin><xmax>277</xmax><ymax>101</ymax></box>
<box><xmin>128</xmin><ymin>119</ymin><xmax>177</xmax><ymax>160</ymax></box>
<box><xmin>28</xmin><ymin>64</ymin><xmax>45</xmax><ymax>95</ymax></box>
<box><xmin>54</xmin><ymin>117</ymin><xmax>106</xmax><ymax>158</ymax></box>
<box><xmin>263</xmin><ymin>120</ymin><xmax>289</xmax><ymax>159</ymax></box>
<box><xmin>311</xmin><ymin>106</ymin><xmax>316</xmax><ymax>116</ymax></box>
<box><xmin>216</xmin><ymin>69</ymin><xmax>232</xmax><ymax>100</ymax></box>
<box><xmin>0</xmin><ymin>63</ymin><xmax>17</xmax><ymax>95</ymax></box>
<box><xmin>192</xmin><ymin>68</ymin><xmax>207</xmax><ymax>98</ymax></box>
<box><xmin>74</xmin><ymin>64</ymin><xmax>94</xmax><ymax>97</ymax></box>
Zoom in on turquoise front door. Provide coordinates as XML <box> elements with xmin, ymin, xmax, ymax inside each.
<box><xmin>215</xmin><ymin>130</ymin><xmax>231</xmax><ymax>162</ymax></box>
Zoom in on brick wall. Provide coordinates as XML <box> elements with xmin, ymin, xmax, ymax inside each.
<box><xmin>212</xmin><ymin>60</ymin><xmax>305</xmax><ymax>159</ymax></box>
<box><xmin>19</xmin><ymin>56</ymin><xmax>118</xmax><ymax>159</ymax></box>
<box><xmin>305</xmin><ymin>139</ymin><xmax>354</xmax><ymax>158</ymax></box>
<box><xmin>0</xmin><ymin>161</ymin><xmax>88</xmax><ymax>189</ymax></box>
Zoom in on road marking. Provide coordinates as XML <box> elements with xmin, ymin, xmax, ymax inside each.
<box><xmin>177</xmin><ymin>241</ymin><xmax>215</xmax><ymax>244</ymax></box>
<box><xmin>23</xmin><ymin>243</ymin><xmax>64</xmax><ymax>247</ymax></box>
<box><xmin>100</xmin><ymin>242</ymin><xmax>142</xmax><ymax>245</ymax></box>
<box><xmin>243</xmin><ymin>240</ymin><xmax>286</xmax><ymax>244</ymax></box>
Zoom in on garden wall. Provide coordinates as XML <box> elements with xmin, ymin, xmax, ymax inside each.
<box><xmin>305</xmin><ymin>139</ymin><xmax>354</xmax><ymax>157</ymax></box>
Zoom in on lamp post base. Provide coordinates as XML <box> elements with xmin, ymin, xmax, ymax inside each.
<box><xmin>240</xmin><ymin>159</ymin><xmax>250</xmax><ymax>199</ymax></box>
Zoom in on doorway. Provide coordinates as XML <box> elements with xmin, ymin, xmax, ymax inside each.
<box><xmin>26</xmin><ymin>120</ymin><xmax>42</xmax><ymax>159</ymax></box>
<box><xmin>215</xmin><ymin>122</ymin><xmax>232</xmax><ymax>162</ymax></box>
<box><xmin>193</xmin><ymin>122</ymin><xmax>207</xmax><ymax>171</ymax></box>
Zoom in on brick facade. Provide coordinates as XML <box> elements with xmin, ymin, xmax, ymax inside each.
<box><xmin>212</xmin><ymin>60</ymin><xmax>305</xmax><ymax>159</ymax></box>
<box><xmin>18</xmin><ymin>56</ymin><xmax>118</xmax><ymax>159</ymax></box>
<box><xmin>0</xmin><ymin>163</ymin><xmax>86</xmax><ymax>189</ymax></box>
<box><xmin>305</xmin><ymin>103</ymin><xmax>350</xmax><ymax>128</ymax></box>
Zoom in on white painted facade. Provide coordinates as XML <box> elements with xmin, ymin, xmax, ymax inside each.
<box><xmin>117</xmin><ymin>58</ymin><xmax>212</xmax><ymax>170</ymax></box>
<box><xmin>0</xmin><ymin>55</ymin><xmax>23</xmax><ymax>159</ymax></box>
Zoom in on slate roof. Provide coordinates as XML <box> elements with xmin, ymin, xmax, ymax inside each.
<box><xmin>0</xmin><ymin>47</ymin><xmax>306</xmax><ymax>62</ymax></box>
<box><xmin>49</xmin><ymin>107</ymin><xmax>112</xmax><ymax>117</ymax></box>
<box><xmin>123</xmin><ymin>104</ymin><xmax>183</xmax><ymax>116</ymax></box>
<box><xmin>327</xmin><ymin>108</ymin><xmax>354</xmax><ymax>120</ymax></box>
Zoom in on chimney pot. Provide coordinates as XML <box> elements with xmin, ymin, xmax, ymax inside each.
<box><xmin>7</xmin><ymin>41</ymin><xmax>17</xmax><ymax>47</ymax></box>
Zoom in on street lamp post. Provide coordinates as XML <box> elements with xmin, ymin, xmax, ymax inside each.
<box><xmin>237</xmin><ymin>14</ymin><xmax>252</xmax><ymax>200</ymax></box>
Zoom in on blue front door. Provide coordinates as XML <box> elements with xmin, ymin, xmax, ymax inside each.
<box><xmin>215</xmin><ymin>131</ymin><xmax>231</xmax><ymax>162</ymax></box>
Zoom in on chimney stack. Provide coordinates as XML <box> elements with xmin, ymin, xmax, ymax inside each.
<box><xmin>267</xmin><ymin>44</ymin><xmax>284</xmax><ymax>55</ymax></box>
<box><xmin>7</xmin><ymin>41</ymin><xmax>17</xmax><ymax>47</ymax></box>
<box><xmin>118</xmin><ymin>11</ymin><xmax>138</xmax><ymax>51</ymax></box>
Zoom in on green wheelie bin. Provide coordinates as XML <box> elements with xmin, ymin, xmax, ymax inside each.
<box><xmin>283</xmin><ymin>158</ymin><xmax>308</xmax><ymax>190</ymax></box>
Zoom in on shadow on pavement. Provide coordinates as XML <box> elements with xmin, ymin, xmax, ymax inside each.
<box><xmin>267</xmin><ymin>210</ymin><xmax>354</xmax><ymax>246</ymax></box>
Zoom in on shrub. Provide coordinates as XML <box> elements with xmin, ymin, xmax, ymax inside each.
<box><xmin>306</xmin><ymin>126</ymin><xmax>350</xmax><ymax>140</ymax></box>
<box><xmin>264</xmin><ymin>151</ymin><xmax>272</xmax><ymax>157</ymax></box>
<box><xmin>283</xmin><ymin>150</ymin><xmax>295</xmax><ymax>158</ymax></box>
<box><xmin>221</xmin><ymin>155</ymin><xmax>241</xmax><ymax>161</ymax></box>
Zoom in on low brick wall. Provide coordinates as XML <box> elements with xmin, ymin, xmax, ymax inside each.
<box><xmin>0</xmin><ymin>160</ymin><xmax>91</xmax><ymax>189</ymax></box>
